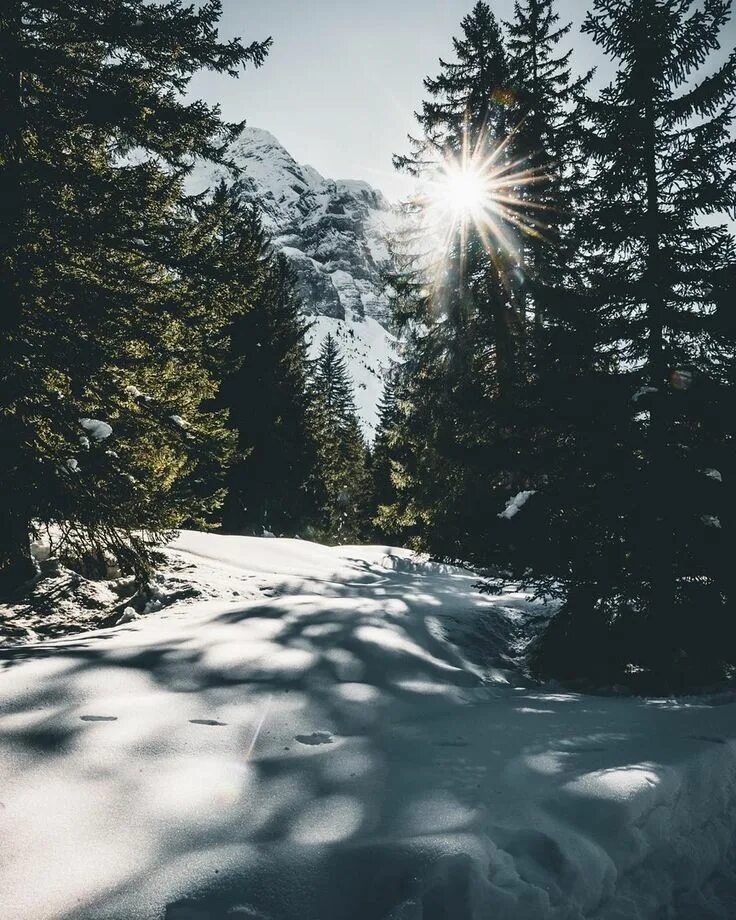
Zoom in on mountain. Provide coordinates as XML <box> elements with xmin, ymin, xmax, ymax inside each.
<box><xmin>192</xmin><ymin>127</ymin><xmax>399</xmax><ymax>438</ymax></box>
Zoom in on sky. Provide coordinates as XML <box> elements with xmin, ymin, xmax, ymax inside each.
<box><xmin>188</xmin><ymin>1</ymin><xmax>736</xmax><ymax>202</ymax></box>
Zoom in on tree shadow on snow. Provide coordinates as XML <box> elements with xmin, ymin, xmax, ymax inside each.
<box><xmin>0</xmin><ymin>552</ymin><xmax>732</xmax><ymax>919</ymax></box>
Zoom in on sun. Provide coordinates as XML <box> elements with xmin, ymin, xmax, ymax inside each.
<box><xmin>417</xmin><ymin>122</ymin><xmax>551</xmax><ymax>285</ymax></box>
<box><xmin>433</xmin><ymin>162</ymin><xmax>490</xmax><ymax>221</ymax></box>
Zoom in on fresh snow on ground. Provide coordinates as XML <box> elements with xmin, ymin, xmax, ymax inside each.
<box><xmin>1</xmin><ymin>532</ymin><xmax>736</xmax><ymax>919</ymax></box>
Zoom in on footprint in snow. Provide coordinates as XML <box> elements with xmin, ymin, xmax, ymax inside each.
<box><xmin>190</xmin><ymin>719</ymin><xmax>227</xmax><ymax>727</ymax></box>
<box><xmin>166</xmin><ymin>899</ymin><xmax>267</xmax><ymax>920</ymax></box>
<box><xmin>690</xmin><ymin>734</ymin><xmax>727</xmax><ymax>745</ymax></box>
<box><xmin>295</xmin><ymin>732</ymin><xmax>334</xmax><ymax>746</ymax></box>
<box><xmin>80</xmin><ymin>715</ymin><xmax>117</xmax><ymax>722</ymax></box>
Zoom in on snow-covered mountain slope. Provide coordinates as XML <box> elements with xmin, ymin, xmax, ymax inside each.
<box><xmin>307</xmin><ymin>311</ymin><xmax>395</xmax><ymax>438</ymax></box>
<box><xmin>192</xmin><ymin>127</ymin><xmax>400</xmax><ymax>437</ymax></box>
<box><xmin>3</xmin><ymin>531</ymin><xmax>736</xmax><ymax>920</ymax></box>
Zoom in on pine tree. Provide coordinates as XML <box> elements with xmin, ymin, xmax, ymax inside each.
<box><xmin>386</xmin><ymin>2</ymin><xmax>529</xmax><ymax>562</ymax></box>
<box><xmin>0</xmin><ymin>1</ymin><xmax>270</xmax><ymax>591</ymax></box>
<box><xmin>394</xmin><ymin>2</ymin><xmax>517</xmax><ymax>369</ymax></box>
<box><xmin>215</xmin><ymin>186</ymin><xmax>317</xmax><ymax>536</ymax></box>
<box><xmin>382</xmin><ymin>315</ymin><xmax>527</xmax><ymax>562</ymax></box>
<box><xmin>309</xmin><ymin>334</ymin><xmax>370</xmax><ymax>544</ymax></box>
<box><xmin>396</xmin><ymin>1</ymin><xmax>510</xmax><ymax>163</ymax></box>
<box><xmin>533</xmin><ymin>0</ymin><xmax>736</xmax><ymax>686</ymax></box>
<box><xmin>368</xmin><ymin>372</ymin><xmax>409</xmax><ymax>545</ymax></box>
<box><xmin>505</xmin><ymin>0</ymin><xmax>590</xmax><ymax>335</ymax></box>
<box><xmin>476</xmin><ymin>0</ymin><xmax>593</xmax><ymax>586</ymax></box>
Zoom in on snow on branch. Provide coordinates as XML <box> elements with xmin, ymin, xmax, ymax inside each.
<box><xmin>498</xmin><ymin>490</ymin><xmax>537</xmax><ymax>520</ymax></box>
<box><xmin>632</xmin><ymin>386</ymin><xmax>658</xmax><ymax>403</ymax></box>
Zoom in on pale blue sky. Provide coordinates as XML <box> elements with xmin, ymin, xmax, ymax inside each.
<box><xmin>188</xmin><ymin>1</ymin><xmax>736</xmax><ymax>201</ymax></box>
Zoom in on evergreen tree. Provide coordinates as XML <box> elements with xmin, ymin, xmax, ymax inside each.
<box><xmin>505</xmin><ymin>0</ymin><xmax>590</xmax><ymax>335</ymax></box>
<box><xmin>532</xmin><ymin>0</ymin><xmax>736</xmax><ymax>686</ymax></box>
<box><xmin>215</xmin><ymin>186</ymin><xmax>317</xmax><ymax>535</ymax></box>
<box><xmin>385</xmin><ymin>2</ymin><xmax>527</xmax><ymax>562</ymax></box>
<box><xmin>0</xmin><ymin>1</ymin><xmax>270</xmax><ymax>591</ymax></box>
<box><xmin>368</xmin><ymin>375</ymin><xmax>402</xmax><ymax>543</ymax></box>
<box><xmin>473</xmin><ymin>0</ymin><xmax>594</xmax><ymax>585</ymax></box>
<box><xmin>396</xmin><ymin>1</ymin><xmax>510</xmax><ymax>162</ymax></box>
<box><xmin>394</xmin><ymin>2</ymin><xmax>517</xmax><ymax>368</ymax></box>
<box><xmin>309</xmin><ymin>334</ymin><xmax>370</xmax><ymax>544</ymax></box>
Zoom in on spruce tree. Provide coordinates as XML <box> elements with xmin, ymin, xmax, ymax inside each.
<box><xmin>214</xmin><ymin>185</ymin><xmax>317</xmax><ymax>536</ymax></box>
<box><xmin>394</xmin><ymin>2</ymin><xmax>517</xmax><ymax>373</ymax></box>
<box><xmin>478</xmin><ymin>0</ymin><xmax>593</xmax><ymax>585</ymax></box>
<box><xmin>505</xmin><ymin>0</ymin><xmax>590</xmax><ymax>334</ymax></box>
<box><xmin>533</xmin><ymin>0</ymin><xmax>736</xmax><ymax>686</ymax></box>
<box><xmin>0</xmin><ymin>1</ymin><xmax>270</xmax><ymax>591</ymax></box>
<box><xmin>368</xmin><ymin>375</ymin><xmax>403</xmax><ymax>544</ymax></box>
<box><xmin>396</xmin><ymin>1</ymin><xmax>510</xmax><ymax>161</ymax></box>
<box><xmin>387</xmin><ymin>2</ymin><xmax>528</xmax><ymax>562</ymax></box>
<box><xmin>309</xmin><ymin>334</ymin><xmax>370</xmax><ymax>544</ymax></box>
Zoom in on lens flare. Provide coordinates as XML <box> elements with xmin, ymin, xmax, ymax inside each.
<box><xmin>432</xmin><ymin>162</ymin><xmax>489</xmax><ymax>221</ymax></box>
<box><xmin>409</xmin><ymin>119</ymin><xmax>553</xmax><ymax>308</ymax></box>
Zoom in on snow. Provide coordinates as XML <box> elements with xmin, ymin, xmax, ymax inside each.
<box><xmin>307</xmin><ymin>308</ymin><xmax>399</xmax><ymax>439</ymax></box>
<box><xmin>499</xmin><ymin>490</ymin><xmax>537</xmax><ymax>520</ymax></box>
<box><xmin>632</xmin><ymin>386</ymin><xmax>658</xmax><ymax>403</ymax></box>
<box><xmin>705</xmin><ymin>469</ymin><xmax>723</xmax><ymax>482</ymax></box>
<box><xmin>169</xmin><ymin>415</ymin><xmax>190</xmax><ymax>430</ymax></box>
<box><xmin>2</xmin><ymin>531</ymin><xmax>736</xmax><ymax>919</ymax></box>
<box><xmin>188</xmin><ymin>128</ymin><xmax>391</xmax><ymax>268</ymax></box>
<box><xmin>117</xmin><ymin>606</ymin><xmax>138</xmax><ymax>624</ymax></box>
<box><xmin>302</xmin><ymin>164</ymin><xmax>326</xmax><ymax>188</ymax></box>
<box><xmin>187</xmin><ymin>127</ymin><xmax>400</xmax><ymax>436</ymax></box>
<box><xmin>79</xmin><ymin>418</ymin><xmax>113</xmax><ymax>441</ymax></box>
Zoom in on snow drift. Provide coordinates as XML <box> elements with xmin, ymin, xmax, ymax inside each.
<box><xmin>1</xmin><ymin>532</ymin><xmax>736</xmax><ymax>919</ymax></box>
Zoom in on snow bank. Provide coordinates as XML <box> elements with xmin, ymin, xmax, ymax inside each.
<box><xmin>1</xmin><ymin>531</ymin><xmax>736</xmax><ymax>919</ymax></box>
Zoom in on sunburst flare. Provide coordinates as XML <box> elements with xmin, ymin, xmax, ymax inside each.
<box><xmin>413</xmin><ymin>121</ymin><xmax>553</xmax><ymax>304</ymax></box>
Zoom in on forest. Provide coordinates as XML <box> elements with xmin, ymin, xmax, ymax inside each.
<box><xmin>3</xmin><ymin>3</ymin><xmax>736</xmax><ymax>919</ymax></box>
<box><xmin>1</xmin><ymin>0</ymin><xmax>735</xmax><ymax>687</ymax></box>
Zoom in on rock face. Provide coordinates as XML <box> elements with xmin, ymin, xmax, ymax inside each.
<box><xmin>224</xmin><ymin>128</ymin><xmax>393</xmax><ymax>325</ymax></box>
<box><xmin>192</xmin><ymin>127</ymin><xmax>398</xmax><ymax>438</ymax></box>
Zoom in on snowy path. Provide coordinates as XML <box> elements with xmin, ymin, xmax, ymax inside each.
<box><xmin>1</xmin><ymin>533</ymin><xmax>736</xmax><ymax>920</ymax></box>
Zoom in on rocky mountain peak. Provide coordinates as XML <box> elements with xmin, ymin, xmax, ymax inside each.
<box><xmin>191</xmin><ymin>127</ymin><xmax>399</xmax><ymax>440</ymax></box>
<box><xmin>225</xmin><ymin>127</ymin><xmax>393</xmax><ymax>325</ymax></box>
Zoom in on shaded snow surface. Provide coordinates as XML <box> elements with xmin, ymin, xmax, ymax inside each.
<box><xmin>1</xmin><ymin>532</ymin><xmax>736</xmax><ymax>919</ymax></box>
